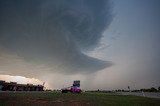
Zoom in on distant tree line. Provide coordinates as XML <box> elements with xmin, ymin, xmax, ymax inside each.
<box><xmin>61</xmin><ymin>86</ymin><xmax>160</xmax><ymax>93</ymax></box>
<box><xmin>86</xmin><ymin>90</ymin><xmax>113</xmax><ymax>93</ymax></box>
<box><xmin>108</xmin><ymin>86</ymin><xmax>160</xmax><ymax>93</ymax></box>
<box><xmin>127</xmin><ymin>87</ymin><xmax>160</xmax><ymax>92</ymax></box>
<box><xmin>139</xmin><ymin>87</ymin><xmax>160</xmax><ymax>92</ymax></box>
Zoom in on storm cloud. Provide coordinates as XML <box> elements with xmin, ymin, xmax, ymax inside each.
<box><xmin>0</xmin><ymin>0</ymin><xmax>113</xmax><ymax>75</ymax></box>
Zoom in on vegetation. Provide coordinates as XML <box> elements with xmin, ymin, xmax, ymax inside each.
<box><xmin>114</xmin><ymin>87</ymin><xmax>160</xmax><ymax>92</ymax></box>
<box><xmin>0</xmin><ymin>92</ymin><xmax>160</xmax><ymax>106</ymax></box>
<box><xmin>140</xmin><ymin>87</ymin><xmax>158</xmax><ymax>92</ymax></box>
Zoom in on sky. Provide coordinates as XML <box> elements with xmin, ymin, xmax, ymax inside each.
<box><xmin>0</xmin><ymin>0</ymin><xmax>160</xmax><ymax>90</ymax></box>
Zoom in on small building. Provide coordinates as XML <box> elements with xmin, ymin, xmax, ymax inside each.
<box><xmin>0</xmin><ymin>80</ymin><xmax>43</xmax><ymax>91</ymax></box>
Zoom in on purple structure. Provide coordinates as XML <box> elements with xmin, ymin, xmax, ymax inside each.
<box><xmin>61</xmin><ymin>80</ymin><xmax>81</xmax><ymax>93</ymax></box>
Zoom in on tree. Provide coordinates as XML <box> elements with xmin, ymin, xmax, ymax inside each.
<box><xmin>158</xmin><ymin>86</ymin><xmax>160</xmax><ymax>91</ymax></box>
<box><xmin>150</xmin><ymin>87</ymin><xmax>157</xmax><ymax>92</ymax></box>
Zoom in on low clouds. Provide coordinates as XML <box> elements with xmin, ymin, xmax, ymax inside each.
<box><xmin>0</xmin><ymin>0</ymin><xmax>113</xmax><ymax>75</ymax></box>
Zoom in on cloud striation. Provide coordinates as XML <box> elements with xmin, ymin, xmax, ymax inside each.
<box><xmin>0</xmin><ymin>0</ymin><xmax>113</xmax><ymax>75</ymax></box>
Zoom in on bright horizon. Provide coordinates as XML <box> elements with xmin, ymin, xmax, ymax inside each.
<box><xmin>0</xmin><ymin>0</ymin><xmax>160</xmax><ymax>90</ymax></box>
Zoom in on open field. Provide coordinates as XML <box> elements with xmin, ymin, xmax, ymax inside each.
<box><xmin>118</xmin><ymin>92</ymin><xmax>160</xmax><ymax>99</ymax></box>
<box><xmin>0</xmin><ymin>92</ymin><xmax>160</xmax><ymax>106</ymax></box>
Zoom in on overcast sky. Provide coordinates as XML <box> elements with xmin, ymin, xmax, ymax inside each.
<box><xmin>0</xmin><ymin>0</ymin><xmax>160</xmax><ymax>90</ymax></box>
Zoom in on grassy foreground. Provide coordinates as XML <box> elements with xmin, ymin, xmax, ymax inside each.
<box><xmin>0</xmin><ymin>92</ymin><xmax>160</xmax><ymax>106</ymax></box>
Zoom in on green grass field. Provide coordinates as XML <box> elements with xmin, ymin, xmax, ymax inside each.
<box><xmin>0</xmin><ymin>92</ymin><xmax>160</xmax><ymax>106</ymax></box>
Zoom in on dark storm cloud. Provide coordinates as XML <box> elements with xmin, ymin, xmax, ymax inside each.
<box><xmin>0</xmin><ymin>0</ymin><xmax>113</xmax><ymax>74</ymax></box>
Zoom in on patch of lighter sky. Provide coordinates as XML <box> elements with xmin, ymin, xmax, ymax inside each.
<box><xmin>0</xmin><ymin>75</ymin><xmax>42</xmax><ymax>85</ymax></box>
